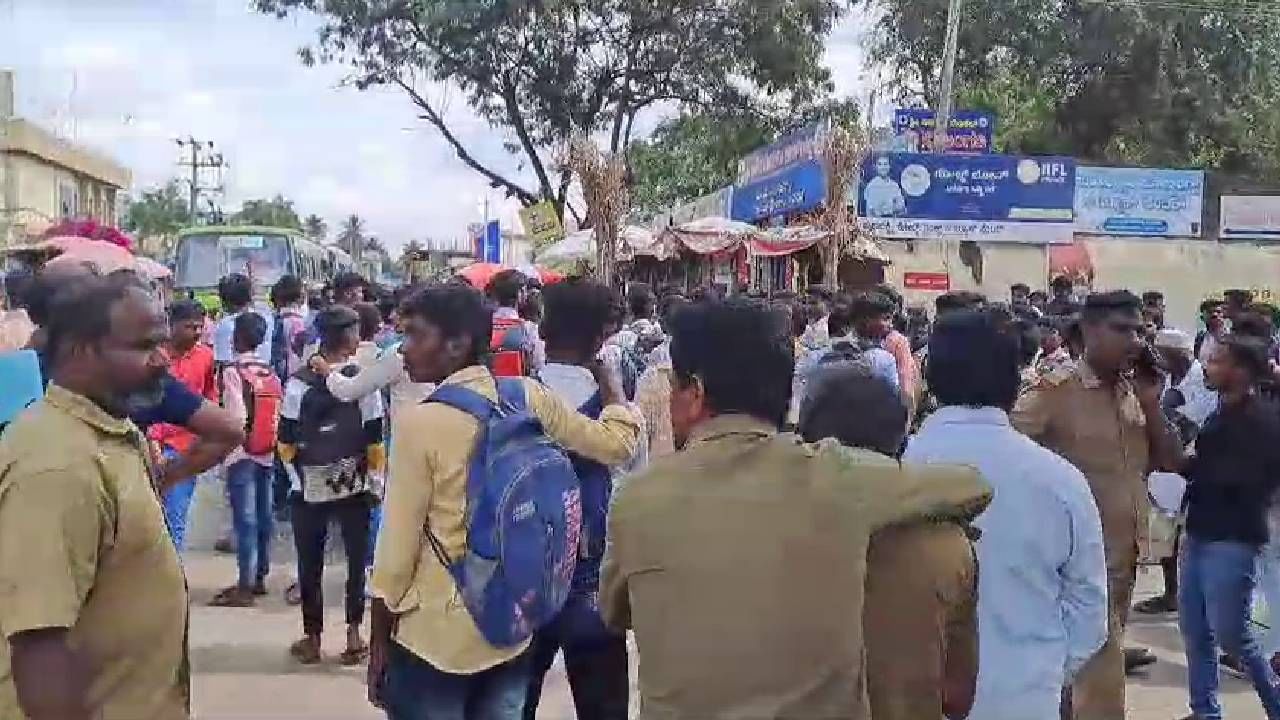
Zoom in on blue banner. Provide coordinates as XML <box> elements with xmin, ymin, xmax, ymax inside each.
<box><xmin>1074</xmin><ymin>167</ymin><xmax>1204</xmax><ymax>237</ymax></box>
<box><xmin>856</xmin><ymin>152</ymin><xmax>1076</xmax><ymax>244</ymax></box>
<box><xmin>892</xmin><ymin>109</ymin><xmax>996</xmax><ymax>154</ymax></box>
<box><xmin>731</xmin><ymin>122</ymin><xmax>828</xmax><ymax>222</ymax></box>
<box><xmin>482</xmin><ymin>220</ymin><xmax>502</xmax><ymax>263</ymax></box>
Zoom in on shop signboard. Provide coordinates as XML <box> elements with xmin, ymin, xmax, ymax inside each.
<box><xmin>650</xmin><ymin>187</ymin><xmax>732</xmax><ymax>231</ymax></box>
<box><xmin>903</xmin><ymin>271</ymin><xmax>951</xmax><ymax>291</ymax></box>
<box><xmin>856</xmin><ymin>152</ymin><xmax>1076</xmax><ymax>244</ymax></box>
<box><xmin>519</xmin><ymin>201</ymin><xmax>564</xmax><ymax>245</ymax></box>
<box><xmin>891</xmin><ymin>109</ymin><xmax>995</xmax><ymax>154</ymax></box>
<box><xmin>730</xmin><ymin>122</ymin><xmax>828</xmax><ymax>222</ymax></box>
<box><xmin>1221</xmin><ymin>195</ymin><xmax>1280</xmax><ymax>240</ymax></box>
<box><xmin>1074</xmin><ymin>167</ymin><xmax>1204</xmax><ymax>237</ymax></box>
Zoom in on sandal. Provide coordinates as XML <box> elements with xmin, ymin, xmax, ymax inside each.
<box><xmin>208</xmin><ymin>586</ymin><xmax>255</xmax><ymax>608</ymax></box>
<box><xmin>1133</xmin><ymin>596</ymin><xmax>1176</xmax><ymax>614</ymax></box>
<box><xmin>284</xmin><ymin>582</ymin><xmax>302</xmax><ymax>606</ymax></box>
<box><xmin>289</xmin><ymin>636</ymin><xmax>322</xmax><ymax>665</ymax></box>
<box><xmin>339</xmin><ymin>640</ymin><xmax>369</xmax><ymax>666</ymax></box>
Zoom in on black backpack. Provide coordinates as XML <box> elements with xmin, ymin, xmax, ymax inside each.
<box><xmin>292</xmin><ymin>367</ymin><xmax>368</xmax><ymax>467</ymax></box>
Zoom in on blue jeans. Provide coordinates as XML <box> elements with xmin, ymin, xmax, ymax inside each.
<box><xmin>1179</xmin><ymin>536</ymin><xmax>1280</xmax><ymax>720</ymax></box>
<box><xmin>226</xmin><ymin>459</ymin><xmax>273</xmax><ymax>589</ymax></box>
<box><xmin>161</xmin><ymin>448</ymin><xmax>195</xmax><ymax>551</ymax></box>
<box><xmin>384</xmin><ymin>641</ymin><xmax>529</xmax><ymax>720</ymax></box>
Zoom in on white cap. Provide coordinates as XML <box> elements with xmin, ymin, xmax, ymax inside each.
<box><xmin>1154</xmin><ymin>328</ymin><xmax>1193</xmax><ymax>352</ymax></box>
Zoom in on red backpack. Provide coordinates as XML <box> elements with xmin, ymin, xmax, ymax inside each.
<box><xmin>491</xmin><ymin>317</ymin><xmax>531</xmax><ymax>377</ymax></box>
<box><xmin>235</xmin><ymin>360</ymin><xmax>284</xmax><ymax>455</ymax></box>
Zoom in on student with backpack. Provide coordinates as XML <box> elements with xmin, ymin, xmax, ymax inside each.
<box><xmin>210</xmin><ymin>313</ymin><xmax>284</xmax><ymax>608</ymax></box>
<box><xmin>488</xmin><ymin>269</ymin><xmax>544</xmax><ymax>377</ymax></box>
<box><xmin>279</xmin><ymin>305</ymin><xmax>386</xmax><ymax>666</ymax></box>
<box><xmin>366</xmin><ymin>284</ymin><xmax>641</xmax><ymax>720</ymax></box>
<box><xmin>523</xmin><ymin>278</ymin><xmax>640</xmax><ymax>720</ymax></box>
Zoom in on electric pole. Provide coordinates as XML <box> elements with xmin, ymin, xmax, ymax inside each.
<box><xmin>174</xmin><ymin>137</ymin><xmax>225</xmax><ymax>225</ymax></box>
<box><xmin>935</xmin><ymin>0</ymin><xmax>964</xmax><ymax>154</ymax></box>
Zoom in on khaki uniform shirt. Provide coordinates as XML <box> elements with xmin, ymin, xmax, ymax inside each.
<box><xmin>1012</xmin><ymin>361</ymin><xmax>1150</xmax><ymax>569</ymax></box>
<box><xmin>865</xmin><ymin>523</ymin><xmax>978</xmax><ymax>720</ymax></box>
<box><xmin>370</xmin><ymin>366</ymin><xmax>641</xmax><ymax>674</ymax></box>
<box><xmin>0</xmin><ymin>385</ymin><xmax>190</xmax><ymax>720</ymax></box>
<box><xmin>600</xmin><ymin>415</ymin><xmax>992</xmax><ymax>720</ymax></box>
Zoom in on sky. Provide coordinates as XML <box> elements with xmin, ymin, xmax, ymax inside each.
<box><xmin>0</xmin><ymin>0</ymin><xmax>876</xmax><ymax>254</ymax></box>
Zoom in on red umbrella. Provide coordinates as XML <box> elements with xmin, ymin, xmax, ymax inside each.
<box><xmin>457</xmin><ymin>262</ymin><xmax>507</xmax><ymax>290</ymax></box>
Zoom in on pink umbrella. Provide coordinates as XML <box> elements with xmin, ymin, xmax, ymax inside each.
<box><xmin>135</xmin><ymin>256</ymin><xmax>172</xmax><ymax>281</ymax></box>
<box><xmin>43</xmin><ymin>236</ymin><xmax>138</xmax><ymax>275</ymax></box>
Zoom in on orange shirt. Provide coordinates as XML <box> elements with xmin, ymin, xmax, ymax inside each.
<box><xmin>148</xmin><ymin>343</ymin><xmax>217</xmax><ymax>454</ymax></box>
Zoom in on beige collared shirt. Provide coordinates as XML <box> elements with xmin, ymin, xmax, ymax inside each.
<box><xmin>0</xmin><ymin>385</ymin><xmax>190</xmax><ymax>720</ymax></box>
<box><xmin>370</xmin><ymin>366</ymin><xmax>641</xmax><ymax>674</ymax></box>
<box><xmin>1013</xmin><ymin>359</ymin><xmax>1150</xmax><ymax>568</ymax></box>
<box><xmin>601</xmin><ymin>415</ymin><xmax>991</xmax><ymax>720</ymax></box>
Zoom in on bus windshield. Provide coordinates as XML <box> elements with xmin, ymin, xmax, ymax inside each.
<box><xmin>175</xmin><ymin>233</ymin><xmax>293</xmax><ymax>289</ymax></box>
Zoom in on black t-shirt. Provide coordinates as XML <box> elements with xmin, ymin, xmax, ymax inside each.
<box><xmin>1185</xmin><ymin>395</ymin><xmax>1280</xmax><ymax>546</ymax></box>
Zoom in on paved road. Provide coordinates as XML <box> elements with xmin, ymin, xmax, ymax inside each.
<box><xmin>185</xmin><ymin>553</ymin><xmax>1267</xmax><ymax>719</ymax></box>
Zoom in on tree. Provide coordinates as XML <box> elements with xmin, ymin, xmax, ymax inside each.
<box><xmin>628</xmin><ymin>100</ymin><xmax>861</xmax><ymax>219</ymax></box>
<box><xmin>302</xmin><ymin>214</ymin><xmax>328</xmax><ymax>243</ymax></box>
<box><xmin>232</xmin><ymin>194</ymin><xmax>303</xmax><ymax>229</ymax></box>
<box><xmin>337</xmin><ymin>214</ymin><xmax>367</xmax><ymax>261</ymax></box>
<box><xmin>123</xmin><ymin>180</ymin><xmax>189</xmax><ymax>242</ymax></box>
<box><xmin>256</xmin><ymin>0</ymin><xmax>844</xmax><ymax>222</ymax></box>
<box><xmin>867</xmin><ymin>0</ymin><xmax>1280</xmax><ymax>174</ymax></box>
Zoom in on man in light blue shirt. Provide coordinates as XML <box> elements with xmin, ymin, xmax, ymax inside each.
<box><xmin>905</xmin><ymin>308</ymin><xmax>1109</xmax><ymax>720</ymax></box>
<box><xmin>793</xmin><ymin>293</ymin><xmax>900</xmax><ymax>417</ymax></box>
<box><xmin>212</xmin><ymin>273</ymin><xmax>274</xmax><ymax>364</ymax></box>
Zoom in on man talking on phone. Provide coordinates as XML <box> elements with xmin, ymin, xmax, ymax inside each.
<box><xmin>1012</xmin><ymin>290</ymin><xmax>1185</xmax><ymax>720</ymax></box>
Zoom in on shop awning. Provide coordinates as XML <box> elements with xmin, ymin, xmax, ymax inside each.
<box><xmin>747</xmin><ymin>226</ymin><xmax>830</xmax><ymax>257</ymax></box>
<box><xmin>662</xmin><ymin>217</ymin><xmax>761</xmax><ymax>255</ymax></box>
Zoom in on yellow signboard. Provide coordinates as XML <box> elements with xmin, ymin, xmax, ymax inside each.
<box><xmin>520</xmin><ymin>201</ymin><xmax>564</xmax><ymax>245</ymax></box>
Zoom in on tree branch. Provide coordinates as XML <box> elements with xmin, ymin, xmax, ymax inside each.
<box><xmin>498</xmin><ymin>73</ymin><xmax>556</xmax><ymax>201</ymax></box>
<box><xmin>392</xmin><ymin>75</ymin><xmax>538</xmax><ymax>205</ymax></box>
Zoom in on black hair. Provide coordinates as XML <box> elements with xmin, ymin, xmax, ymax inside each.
<box><xmin>270</xmin><ymin>274</ymin><xmax>304</xmax><ymax>308</ymax></box>
<box><xmin>851</xmin><ymin>291</ymin><xmax>896</xmax><ymax>322</ymax></box>
<box><xmin>935</xmin><ymin>291</ymin><xmax>985</xmax><ymax>316</ymax></box>
<box><xmin>659</xmin><ymin>294</ymin><xmax>688</xmax><ymax>329</ymax></box>
<box><xmin>541</xmin><ymin>278</ymin><xmax>616</xmax><ymax>358</ymax></box>
<box><xmin>926</xmin><ymin>309</ymin><xmax>1022</xmax><ymax>411</ymax></box>
<box><xmin>232</xmin><ymin>311</ymin><xmax>268</xmax><ymax>352</ymax></box>
<box><xmin>218</xmin><ymin>273</ymin><xmax>253</xmax><ymax>311</ymax></box>
<box><xmin>1037</xmin><ymin>315</ymin><xmax>1063</xmax><ymax>333</ymax></box>
<box><xmin>669</xmin><ymin>299</ymin><xmax>794</xmax><ymax>428</ymax></box>
<box><xmin>45</xmin><ymin>272</ymin><xmax>151</xmax><ymax>367</ymax></box>
<box><xmin>874</xmin><ymin>283</ymin><xmax>903</xmax><ymax>311</ymax></box>
<box><xmin>627</xmin><ymin>283</ymin><xmax>656</xmax><ymax>320</ymax></box>
<box><xmin>4</xmin><ymin>269</ymin><xmax>33</xmax><ymax>310</ymax></box>
<box><xmin>1050</xmin><ymin>275</ymin><xmax>1073</xmax><ymax>292</ymax></box>
<box><xmin>486</xmin><ymin>269</ymin><xmax>525</xmax><ymax>307</ymax></box>
<box><xmin>1142</xmin><ymin>290</ymin><xmax>1165</xmax><ymax>306</ymax></box>
<box><xmin>1028</xmin><ymin>290</ymin><xmax>1048</xmax><ymax>302</ymax></box>
<box><xmin>314</xmin><ymin>305</ymin><xmax>361</xmax><ymax>352</ymax></box>
<box><xmin>306</xmin><ymin>290</ymin><xmax>326</xmax><ymax>312</ymax></box>
<box><xmin>1232</xmin><ymin>312</ymin><xmax>1274</xmax><ymax>340</ymax></box>
<box><xmin>1200</xmin><ymin>298</ymin><xmax>1225</xmax><ymax>315</ymax></box>
<box><xmin>805</xmin><ymin>285</ymin><xmax>834</xmax><ymax>303</ymax></box>
<box><xmin>827</xmin><ymin>294</ymin><xmax>855</xmax><ymax>337</ymax></box>
<box><xmin>787</xmin><ymin>299</ymin><xmax>808</xmax><ymax>339</ymax></box>
<box><xmin>168</xmin><ymin>299</ymin><xmax>206</xmax><ymax>324</ymax></box>
<box><xmin>27</xmin><ymin>262</ymin><xmax>102</xmax><ymax>328</ymax></box>
<box><xmin>1011</xmin><ymin>283</ymin><xmax>1031</xmax><ymax>295</ymax></box>
<box><xmin>353</xmin><ymin>301</ymin><xmax>382</xmax><ymax>342</ymax></box>
<box><xmin>1014</xmin><ymin>317</ymin><xmax>1041</xmax><ymax>368</ymax></box>
<box><xmin>333</xmin><ymin>271</ymin><xmax>367</xmax><ymax>297</ymax></box>
<box><xmin>800</xmin><ymin>364</ymin><xmax>907</xmax><ymax>457</ymax></box>
<box><xmin>1224</xmin><ymin>289</ymin><xmax>1255</xmax><ymax>305</ymax></box>
<box><xmin>518</xmin><ymin>287</ymin><xmax>544</xmax><ymax>324</ymax></box>
<box><xmin>1081</xmin><ymin>290</ymin><xmax>1142</xmax><ymax>324</ymax></box>
<box><xmin>400</xmin><ymin>284</ymin><xmax>494</xmax><ymax>367</ymax></box>
<box><xmin>1221</xmin><ymin>333</ymin><xmax>1271</xmax><ymax>382</ymax></box>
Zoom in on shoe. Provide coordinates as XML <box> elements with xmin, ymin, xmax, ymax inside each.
<box><xmin>251</xmin><ymin>580</ymin><xmax>268</xmax><ymax>597</ymax></box>
<box><xmin>1220</xmin><ymin>653</ymin><xmax>1247</xmax><ymax>678</ymax></box>
<box><xmin>214</xmin><ymin>537</ymin><xmax>234</xmax><ymax>554</ymax></box>
<box><xmin>1134</xmin><ymin>595</ymin><xmax>1177</xmax><ymax>614</ymax></box>
<box><xmin>1124</xmin><ymin>647</ymin><xmax>1158</xmax><ymax>674</ymax></box>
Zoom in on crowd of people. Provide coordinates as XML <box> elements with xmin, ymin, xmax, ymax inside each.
<box><xmin>2</xmin><ymin>255</ymin><xmax>1280</xmax><ymax>720</ymax></box>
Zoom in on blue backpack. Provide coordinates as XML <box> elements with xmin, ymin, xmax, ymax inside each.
<box><xmin>426</xmin><ymin>377</ymin><xmax>583</xmax><ymax>648</ymax></box>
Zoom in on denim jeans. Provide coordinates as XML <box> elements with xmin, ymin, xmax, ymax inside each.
<box><xmin>1260</xmin><ymin>522</ymin><xmax>1280</xmax><ymax>658</ymax></box>
<box><xmin>383</xmin><ymin>640</ymin><xmax>530</xmax><ymax>720</ymax></box>
<box><xmin>1179</xmin><ymin>535</ymin><xmax>1280</xmax><ymax>720</ymax></box>
<box><xmin>226</xmin><ymin>459</ymin><xmax>273</xmax><ymax>588</ymax></box>
<box><xmin>160</xmin><ymin>448</ymin><xmax>196</xmax><ymax>551</ymax></box>
<box><xmin>523</xmin><ymin>607</ymin><xmax>629</xmax><ymax>720</ymax></box>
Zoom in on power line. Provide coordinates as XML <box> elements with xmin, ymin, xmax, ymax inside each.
<box><xmin>174</xmin><ymin>137</ymin><xmax>226</xmax><ymax>225</ymax></box>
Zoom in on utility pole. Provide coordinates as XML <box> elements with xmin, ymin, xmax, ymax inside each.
<box><xmin>174</xmin><ymin>137</ymin><xmax>225</xmax><ymax>225</ymax></box>
<box><xmin>935</xmin><ymin>0</ymin><xmax>964</xmax><ymax>154</ymax></box>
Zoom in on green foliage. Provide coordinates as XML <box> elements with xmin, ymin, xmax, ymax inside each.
<box><xmin>337</xmin><ymin>214</ymin><xmax>366</xmax><ymax>260</ymax></box>
<box><xmin>232</xmin><ymin>195</ymin><xmax>303</xmax><ymax>229</ymax></box>
<box><xmin>869</xmin><ymin>0</ymin><xmax>1280</xmax><ymax>174</ymax></box>
<box><xmin>302</xmin><ymin>213</ymin><xmax>328</xmax><ymax>243</ymax></box>
<box><xmin>256</xmin><ymin>0</ymin><xmax>845</xmax><ymax>220</ymax></box>
<box><xmin>628</xmin><ymin>99</ymin><xmax>861</xmax><ymax>219</ymax></box>
<box><xmin>123</xmin><ymin>180</ymin><xmax>189</xmax><ymax>239</ymax></box>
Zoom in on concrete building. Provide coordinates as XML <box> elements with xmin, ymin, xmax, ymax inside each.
<box><xmin>0</xmin><ymin>70</ymin><xmax>132</xmax><ymax>248</ymax></box>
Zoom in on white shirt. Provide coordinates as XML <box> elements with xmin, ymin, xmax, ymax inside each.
<box><xmin>863</xmin><ymin>176</ymin><xmax>907</xmax><ymax>217</ymax></box>
<box><xmin>906</xmin><ymin>406</ymin><xmax>1109</xmax><ymax>720</ymax></box>
<box><xmin>1174</xmin><ymin>360</ymin><xmax>1217</xmax><ymax>428</ymax></box>
<box><xmin>539</xmin><ymin>362</ymin><xmax>647</xmax><ymax>478</ymax></box>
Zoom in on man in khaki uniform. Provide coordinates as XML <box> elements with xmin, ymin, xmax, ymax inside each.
<box><xmin>0</xmin><ymin>273</ymin><xmax>190</xmax><ymax>720</ymax></box>
<box><xmin>1013</xmin><ymin>291</ymin><xmax>1183</xmax><ymax>720</ymax></box>
<box><xmin>601</xmin><ymin>300</ymin><xmax>991</xmax><ymax>720</ymax></box>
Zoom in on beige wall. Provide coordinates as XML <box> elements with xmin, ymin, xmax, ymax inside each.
<box><xmin>882</xmin><ymin>237</ymin><xmax>1280</xmax><ymax>331</ymax></box>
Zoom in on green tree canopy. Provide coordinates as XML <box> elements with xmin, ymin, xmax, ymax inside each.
<box><xmin>123</xmin><ymin>180</ymin><xmax>189</xmax><ymax>239</ymax></box>
<box><xmin>868</xmin><ymin>0</ymin><xmax>1280</xmax><ymax>175</ymax></box>
<box><xmin>337</xmin><ymin>214</ymin><xmax>367</xmax><ymax>261</ymax></box>
<box><xmin>232</xmin><ymin>194</ymin><xmax>303</xmax><ymax>229</ymax></box>
<box><xmin>302</xmin><ymin>213</ymin><xmax>328</xmax><ymax>243</ymax></box>
<box><xmin>256</xmin><ymin>0</ymin><xmax>845</xmax><ymax>221</ymax></box>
